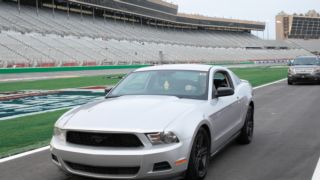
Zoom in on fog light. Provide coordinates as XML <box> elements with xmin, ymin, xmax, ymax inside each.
<box><xmin>153</xmin><ymin>161</ymin><xmax>171</xmax><ymax>172</ymax></box>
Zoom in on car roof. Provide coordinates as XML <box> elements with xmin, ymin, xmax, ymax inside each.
<box><xmin>134</xmin><ymin>64</ymin><xmax>227</xmax><ymax>72</ymax></box>
<box><xmin>295</xmin><ymin>55</ymin><xmax>319</xmax><ymax>59</ymax></box>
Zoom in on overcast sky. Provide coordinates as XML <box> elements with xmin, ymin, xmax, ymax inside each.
<box><xmin>169</xmin><ymin>0</ymin><xmax>320</xmax><ymax>39</ymax></box>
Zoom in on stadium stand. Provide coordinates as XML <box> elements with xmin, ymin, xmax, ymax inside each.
<box><xmin>276</xmin><ymin>10</ymin><xmax>320</xmax><ymax>55</ymax></box>
<box><xmin>0</xmin><ymin>0</ymin><xmax>312</xmax><ymax>68</ymax></box>
<box><xmin>288</xmin><ymin>39</ymin><xmax>320</xmax><ymax>55</ymax></box>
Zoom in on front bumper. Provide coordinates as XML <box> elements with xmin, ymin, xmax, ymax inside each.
<box><xmin>50</xmin><ymin>136</ymin><xmax>191</xmax><ymax>179</ymax></box>
<box><xmin>288</xmin><ymin>74</ymin><xmax>320</xmax><ymax>83</ymax></box>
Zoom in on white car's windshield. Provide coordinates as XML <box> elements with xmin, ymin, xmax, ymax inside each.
<box><xmin>108</xmin><ymin>70</ymin><xmax>208</xmax><ymax>100</ymax></box>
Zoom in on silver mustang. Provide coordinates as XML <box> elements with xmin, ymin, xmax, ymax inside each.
<box><xmin>50</xmin><ymin>64</ymin><xmax>254</xmax><ymax>180</ymax></box>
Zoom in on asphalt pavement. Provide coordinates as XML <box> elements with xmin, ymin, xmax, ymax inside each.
<box><xmin>0</xmin><ymin>69</ymin><xmax>133</xmax><ymax>82</ymax></box>
<box><xmin>0</xmin><ymin>81</ymin><xmax>320</xmax><ymax>180</ymax></box>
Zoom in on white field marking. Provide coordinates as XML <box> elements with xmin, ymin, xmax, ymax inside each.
<box><xmin>253</xmin><ymin>78</ymin><xmax>287</xmax><ymax>90</ymax></box>
<box><xmin>0</xmin><ymin>107</ymin><xmax>74</xmax><ymax>121</ymax></box>
<box><xmin>0</xmin><ymin>78</ymin><xmax>288</xmax><ymax>163</ymax></box>
<box><xmin>312</xmin><ymin>157</ymin><xmax>320</xmax><ymax>180</ymax></box>
<box><xmin>0</xmin><ymin>146</ymin><xmax>49</xmax><ymax>163</ymax></box>
<box><xmin>0</xmin><ymin>75</ymin><xmax>79</xmax><ymax>82</ymax></box>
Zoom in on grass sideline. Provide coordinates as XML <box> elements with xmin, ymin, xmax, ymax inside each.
<box><xmin>231</xmin><ymin>67</ymin><xmax>288</xmax><ymax>87</ymax></box>
<box><xmin>0</xmin><ymin>67</ymin><xmax>288</xmax><ymax>158</ymax></box>
<box><xmin>0</xmin><ymin>109</ymin><xmax>69</xmax><ymax>158</ymax></box>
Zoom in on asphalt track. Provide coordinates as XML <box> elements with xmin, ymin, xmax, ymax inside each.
<box><xmin>1</xmin><ymin>81</ymin><xmax>320</xmax><ymax>180</ymax></box>
<box><xmin>0</xmin><ymin>69</ymin><xmax>133</xmax><ymax>82</ymax></box>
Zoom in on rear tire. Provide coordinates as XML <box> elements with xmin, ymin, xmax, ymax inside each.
<box><xmin>237</xmin><ymin>106</ymin><xmax>254</xmax><ymax>144</ymax></box>
<box><xmin>185</xmin><ymin>128</ymin><xmax>210</xmax><ymax>180</ymax></box>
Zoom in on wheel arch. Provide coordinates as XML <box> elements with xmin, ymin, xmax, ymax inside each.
<box><xmin>186</xmin><ymin>121</ymin><xmax>213</xmax><ymax>161</ymax></box>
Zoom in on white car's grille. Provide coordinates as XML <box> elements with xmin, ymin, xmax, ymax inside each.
<box><xmin>66</xmin><ymin>131</ymin><xmax>144</xmax><ymax>148</ymax></box>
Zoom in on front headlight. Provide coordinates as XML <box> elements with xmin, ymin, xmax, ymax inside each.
<box><xmin>54</xmin><ymin>127</ymin><xmax>66</xmax><ymax>142</ymax></box>
<box><xmin>146</xmin><ymin>131</ymin><xmax>179</xmax><ymax>145</ymax></box>
<box><xmin>288</xmin><ymin>67</ymin><xmax>296</xmax><ymax>75</ymax></box>
<box><xmin>314</xmin><ymin>68</ymin><xmax>320</xmax><ymax>74</ymax></box>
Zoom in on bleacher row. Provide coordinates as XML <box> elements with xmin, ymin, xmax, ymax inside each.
<box><xmin>288</xmin><ymin>39</ymin><xmax>320</xmax><ymax>54</ymax></box>
<box><xmin>0</xmin><ymin>1</ymin><xmax>313</xmax><ymax>67</ymax></box>
<box><xmin>0</xmin><ymin>31</ymin><xmax>310</xmax><ymax>68</ymax></box>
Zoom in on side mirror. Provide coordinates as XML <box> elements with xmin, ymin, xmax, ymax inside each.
<box><xmin>216</xmin><ymin>87</ymin><xmax>234</xmax><ymax>97</ymax></box>
<box><xmin>105</xmin><ymin>87</ymin><xmax>112</xmax><ymax>96</ymax></box>
<box><xmin>287</xmin><ymin>61</ymin><xmax>292</xmax><ymax>66</ymax></box>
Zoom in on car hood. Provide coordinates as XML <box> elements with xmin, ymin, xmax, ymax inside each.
<box><xmin>292</xmin><ymin>65</ymin><xmax>319</xmax><ymax>68</ymax></box>
<box><xmin>59</xmin><ymin>96</ymin><xmax>203</xmax><ymax>133</ymax></box>
<box><xmin>292</xmin><ymin>65</ymin><xmax>319</xmax><ymax>74</ymax></box>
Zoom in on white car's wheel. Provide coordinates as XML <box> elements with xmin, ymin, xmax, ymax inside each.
<box><xmin>238</xmin><ymin>105</ymin><xmax>254</xmax><ymax>144</ymax></box>
<box><xmin>185</xmin><ymin>128</ymin><xmax>210</xmax><ymax>180</ymax></box>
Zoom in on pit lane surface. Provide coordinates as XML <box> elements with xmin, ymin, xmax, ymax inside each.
<box><xmin>1</xmin><ymin>81</ymin><xmax>320</xmax><ymax>180</ymax></box>
<box><xmin>0</xmin><ymin>69</ymin><xmax>133</xmax><ymax>82</ymax></box>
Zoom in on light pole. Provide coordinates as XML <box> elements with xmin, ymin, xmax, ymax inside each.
<box><xmin>17</xmin><ymin>0</ymin><xmax>20</xmax><ymax>14</ymax></box>
<box><xmin>265</xmin><ymin>21</ymin><xmax>270</xmax><ymax>40</ymax></box>
<box><xmin>52</xmin><ymin>0</ymin><xmax>55</xmax><ymax>17</ymax></box>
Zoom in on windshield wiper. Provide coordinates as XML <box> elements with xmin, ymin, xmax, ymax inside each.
<box><xmin>105</xmin><ymin>95</ymin><xmax>122</xmax><ymax>99</ymax></box>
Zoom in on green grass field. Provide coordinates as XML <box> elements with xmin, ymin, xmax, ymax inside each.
<box><xmin>0</xmin><ymin>109</ymin><xmax>69</xmax><ymax>158</ymax></box>
<box><xmin>231</xmin><ymin>67</ymin><xmax>288</xmax><ymax>87</ymax></box>
<box><xmin>0</xmin><ymin>67</ymin><xmax>288</xmax><ymax>158</ymax></box>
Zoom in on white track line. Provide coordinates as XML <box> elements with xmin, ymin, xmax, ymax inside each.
<box><xmin>0</xmin><ymin>146</ymin><xmax>49</xmax><ymax>163</ymax></box>
<box><xmin>312</xmin><ymin>157</ymin><xmax>320</xmax><ymax>180</ymax></box>
<box><xmin>0</xmin><ymin>78</ymin><xmax>287</xmax><ymax>163</ymax></box>
<box><xmin>0</xmin><ymin>76</ymin><xmax>78</xmax><ymax>82</ymax></box>
<box><xmin>253</xmin><ymin>78</ymin><xmax>287</xmax><ymax>90</ymax></box>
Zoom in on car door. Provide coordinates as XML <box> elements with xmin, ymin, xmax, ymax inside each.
<box><xmin>207</xmin><ymin>70</ymin><xmax>240</xmax><ymax>151</ymax></box>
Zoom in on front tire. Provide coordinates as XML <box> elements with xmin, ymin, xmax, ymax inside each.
<box><xmin>237</xmin><ymin>106</ymin><xmax>254</xmax><ymax>144</ymax></box>
<box><xmin>288</xmin><ymin>79</ymin><xmax>293</xmax><ymax>85</ymax></box>
<box><xmin>185</xmin><ymin>128</ymin><xmax>210</xmax><ymax>180</ymax></box>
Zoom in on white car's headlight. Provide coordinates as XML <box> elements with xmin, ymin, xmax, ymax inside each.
<box><xmin>54</xmin><ymin>127</ymin><xmax>66</xmax><ymax>142</ymax></box>
<box><xmin>146</xmin><ymin>131</ymin><xmax>179</xmax><ymax>145</ymax></box>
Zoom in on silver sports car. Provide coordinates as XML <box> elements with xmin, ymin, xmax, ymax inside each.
<box><xmin>50</xmin><ymin>64</ymin><xmax>254</xmax><ymax>180</ymax></box>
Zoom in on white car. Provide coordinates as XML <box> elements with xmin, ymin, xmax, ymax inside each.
<box><xmin>51</xmin><ymin>64</ymin><xmax>254</xmax><ymax>180</ymax></box>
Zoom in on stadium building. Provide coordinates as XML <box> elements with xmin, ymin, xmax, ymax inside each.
<box><xmin>276</xmin><ymin>10</ymin><xmax>320</xmax><ymax>55</ymax></box>
<box><xmin>0</xmin><ymin>0</ymin><xmax>312</xmax><ymax>68</ymax></box>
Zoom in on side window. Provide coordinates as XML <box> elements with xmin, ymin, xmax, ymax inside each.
<box><xmin>213</xmin><ymin>71</ymin><xmax>233</xmax><ymax>90</ymax></box>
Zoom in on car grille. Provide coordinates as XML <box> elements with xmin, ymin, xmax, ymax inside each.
<box><xmin>65</xmin><ymin>161</ymin><xmax>140</xmax><ymax>175</ymax></box>
<box><xmin>295</xmin><ymin>68</ymin><xmax>313</xmax><ymax>74</ymax></box>
<box><xmin>66</xmin><ymin>131</ymin><xmax>143</xmax><ymax>148</ymax></box>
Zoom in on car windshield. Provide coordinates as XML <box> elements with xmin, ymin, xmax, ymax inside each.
<box><xmin>293</xmin><ymin>57</ymin><xmax>320</xmax><ymax>66</ymax></box>
<box><xmin>108</xmin><ymin>70</ymin><xmax>208</xmax><ymax>100</ymax></box>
